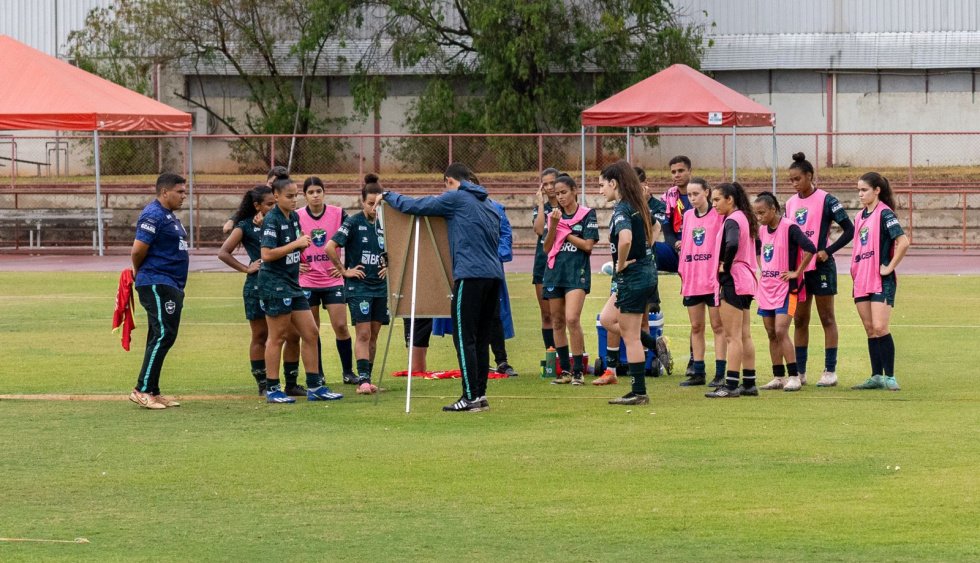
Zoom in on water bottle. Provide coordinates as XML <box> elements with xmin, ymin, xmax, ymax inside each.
<box><xmin>543</xmin><ymin>347</ymin><xmax>557</xmax><ymax>378</ymax></box>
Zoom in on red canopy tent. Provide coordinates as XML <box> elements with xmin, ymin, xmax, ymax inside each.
<box><xmin>580</xmin><ymin>64</ymin><xmax>777</xmax><ymax>191</ymax></box>
<box><xmin>0</xmin><ymin>35</ymin><xmax>192</xmax><ymax>254</ymax></box>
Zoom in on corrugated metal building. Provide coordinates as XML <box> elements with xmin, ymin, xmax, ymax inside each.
<box><xmin>0</xmin><ymin>0</ymin><xmax>114</xmax><ymax>58</ymax></box>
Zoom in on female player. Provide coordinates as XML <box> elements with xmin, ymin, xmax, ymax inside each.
<box><xmin>297</xmin><ymin>176</ymin><xmax>356</xmax><ymax>384</ymax></box>
<box><xmin>705</xmin><ymin>182</ymin><xmax>759</xmax><ymax>398</ymax></box>
<box><xmin>542</xmin><ymin>175</ymin><xmax>598</xmax><ymax>385</ymax></box>
<box><xmin>532</xmin><ymin>168</ymin><xmax>561</xmax><ymax>353</ymax></box>
<box><xmin>676</xmin><ymin>178</ymin><xmax>728</xmax><ymax>388</ymax></box>
<box><xmin>259</xmin><ymin>176</ymin><xmax>343</xmax><ymax>403</ymax></box>
<box><xmin>597</xmin><ymin>160</ymin><xmax>658</xmax><ymax>405</ymax></box>
<box><xmin>753</xmin><ymin>192</ymin><xmax>816</xmax><ymax>392</ymax></box>
<box><xmin>850</xmin><ymin>172</ymin><xmax>909</xmax><ymax>391</ymax></box>
<box><xmin>784</xmin><ymin>153</ymin><xmax>854</xmax><ymax>387</ymax></box>
<box><xmin>218</xmin><ymin>185</ymin><xmax>276</xmax><ymax>394</ymax></box>
<box><xmin>325</xmin><ymin>174</ymin><xmax>388</xmax><ymax>395</ymax></box>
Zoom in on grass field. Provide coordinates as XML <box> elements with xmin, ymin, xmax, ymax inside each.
<box><xmin>1</xmin><ymin>271</ymin><xmax>978</xmax><ymax>561</ymax></box>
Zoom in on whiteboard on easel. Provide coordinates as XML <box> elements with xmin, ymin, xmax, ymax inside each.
<box><xmin>379</xmin><ymin>204</ymin><xmax>454</xmax><ymax>318</ymax></box>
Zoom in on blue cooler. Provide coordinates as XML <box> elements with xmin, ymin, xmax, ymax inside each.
<box><xmin>595</xmin><ymin>312</ymin><xmax>664</xmax><ymax>376</ymax></box>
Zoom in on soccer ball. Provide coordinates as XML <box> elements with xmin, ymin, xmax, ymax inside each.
<box><xmin>600</xmin><ymin>261</ymin><xmax>615</xmax><ymax>275</ymax></box>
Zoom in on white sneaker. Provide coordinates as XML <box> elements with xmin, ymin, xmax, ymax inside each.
<box><xmin>760</xmin><ymin>377</ymin><xmax>786</xmax><ymax>390</ymax></box>
<box><xmin>799</xmin><ymin>372</ymin><xmax>807</xmax><ymax>386</ymax></box>
<box><xmin>816</xmin><ymin>371</ymin><xmax>838</xmax><ymax>387</ymax></box>
<box><xmin>784</xmin><ymin>375</ymin><xmax>802</xmax><ymax>392</ymax></box>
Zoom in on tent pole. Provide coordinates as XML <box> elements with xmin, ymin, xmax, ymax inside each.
<box><xmin>580</xmin><ymin>126</ymin><xmax>586</xmax><ymax>206</ymax></box>
<box><xmin>771</xmin><ymin>125</ymin><xmax>777</xmax><ymax>194</ymax></box>
<box><xmin>625</xmin><ymin>126</ymin><xmax>631</xmax><ymax>163</ymax></box>
<box><xmin>94</xmin><ymin>130</ymin><xmax>104</xmax><ymax>256</ymax></box>
<box><xmin>731</xmin><ymin>126</ymin><xmax>737</xmax><ymax>181</ymax></box>
<box><xmin>188</xmin><ymin>132</ymin><xmax>195</xmax><ymax>248</ymax></box>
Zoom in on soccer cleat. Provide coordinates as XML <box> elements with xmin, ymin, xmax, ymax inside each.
<box><xmin>738</xmin><ymin>385</ymin><xmax>759</xmax><ymax>397</ymax></box>
<box><xmin>284</xmin><ymin>384</ymin><xmax>307</xmax><ymax>397</ymax></box>
<box><xmin>308</xmin><ymin>385</ymin><xmax>344</xmax><ymax>401</ymax></box>
<box><xmin>592</xmin><ymin>372</ymin><xmax>618</xmax><ymax>386</ymax></box>
<box><xmin>705</xmin><ymin>386</ymin><xmax>741</xmax><ymax>398</ymax></box>
<box><xmin>799</xmin><ymin>372</ymin><xmax>808</xmax><ymax>386</ymax></box>
<box><xmin>816</xmin><ymin>371</ymin><xmax>838</xmax><ymax>387</ymax></box>
<box><xmin>760</xmin><ymin>377</ymin><xmax>786</xmax><ymax>390</ymax></box>
<box><xmin>656</xmin><ymin>336</ymin><xmax>673</xmax><ymax>375</ymax></box>
<box><xmin>342</xmin><ymin>372</ymin><xmax>360</xmax><ymax>385</ymax></box>
<box><xmin>129</xmin><ymin>390</ymin><xmax>167</xmax><ymax>410</ymax></box>
<box><xmin>266</xmin><ymin>389</ymin><xmax>296</xmax><ymax>404</ymax></box>
<box><xmin>473</xmin><ymin>396</ymin><xmax>490</xmax><ymax>410</ymax></box>
<box><xmin>679</xmin><ymin>375</ymin><xmax>706</xmax><ymax>387</ymax></box>
<box><xmin>608</xmin><ymin>393</ymin><xmax>650</xmax><ymax>405</ymax></box>
<box><xmin>852</xmin><ymin>375</ymin><xmax>885</xmax><ymax>390</ymax></box>
<box><xmin>153</xmin><ymin>395</ymin><xmax>181</xmax><ymax>407</ymax></box>
<box><xmin>571</xmin><ymin>372</ymin><xmax>585</xmax><ymax>385</ymax></box>
<box><xmin>883</xmin><ymin>376</ymin><xmax>901</xmax><ymax>391</ymax></box>
<box><xmin>496</xmin><ymin>362</ymin><xmax>518</xmax><ymax>377</ymax></box>
<box><xmin>708</xmin><ymin>375</ymin><xmax>725</xmax><ymax>388</ymax></box>
<box><xmin>783</xmin><ymin>376</ymin><xmax>802</xmax><ymax>392</ymax></box>
<box><xmin>442</xmin><ymin>396</ymin><xmax>487</xmax><ymax>412</ymax></box>
<box><xmin>551</xmin><ymin>372</ymin><xmax>573</xmax><ymax>385</ymax></box>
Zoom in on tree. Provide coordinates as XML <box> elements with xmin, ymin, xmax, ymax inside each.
<box><xmin>68</xmin><ymin>0</ymin><xmax>365</xmax><ymax>170</ymax></box>
<box><xmin>367</xmin><ymin>0</ymin><xmax>706</xmax><ymax>136</ymax></box>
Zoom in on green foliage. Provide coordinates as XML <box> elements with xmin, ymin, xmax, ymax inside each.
<box><xmin>367</xmin><ymin>0</ymin><xmax>705</xmax><ymax>137</ymax></box>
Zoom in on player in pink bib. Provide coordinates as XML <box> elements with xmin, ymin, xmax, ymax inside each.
<box><xmin>784</xmin><ymin>153</ymin><xmax>855</xmax><ymax>387</ymax></box>
<box><xmin>753</xmin><ymin>193</ymin><xmax>816</xmax><ymax>392</ymax></box>
<box><xmin>850</xmin><ymin>173</ymin><xmax>909</xmax><ymax>391</ymax></box>
<box><xmin>298</xmin><ymin>176</ymin><xmax>356</xmax><ymax>385</ymax></box>
<box><xmin>676</xmin><ymin>178</ymin><xmax>727</xmax><ymax>387</ymax></box>
<box><xmin>705</xmin><ymin>182</ymin><xmax>759</xmax><ymax>398</ymax></box>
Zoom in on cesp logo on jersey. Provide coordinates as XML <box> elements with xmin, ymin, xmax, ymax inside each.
<box><xmin>762</xmin><ymin>243</ymin><xmax>775</xmax><ymax>262</ymax></box>
<box><xmin>140</xmin><ymin>222</ymin><xmax>156</xmax><ymax>233</ymax></box>
<box><xmin>859</xmin><ymin>226</ymin><xmax>870</xmax><ymax>245</ymax></box>
<box><xmin>683</xmin><ymin>253</ymin><xmax>713</xmax><ymax>263</ymax></box>
<box><xmin>692</xmin><ymin>227</ymin><xmax>706</xmax><ymax>246</ymax></box>
<box><xmin>311</xmin><ymin>229</ymin><xmax>327</xmax><ymax>247</ymax></box>
<box><xmin>795</xmin><ymin>208</ymin><xmax>808</xmax><ymax>226</ymax></box>
<box><xmin>285</xmin><ymin>251</ymin><xmax>301</xmax><ymax>265</ymax></box>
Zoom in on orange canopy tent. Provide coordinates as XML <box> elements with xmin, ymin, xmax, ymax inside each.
<box><xmin>0</xmin><ymin>35</ymin><xmax>192</xmax><ymax>254</ymax></box>
<box><xmin>580</xmin><ymin>64</ymin><xmax>777</xmax><ymax>190</ymax></box>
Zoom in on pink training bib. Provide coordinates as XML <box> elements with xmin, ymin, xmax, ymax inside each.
<box><xmin>298</xmin><ymin>205</ymin><xmax>345</xmax><ymax>289</ymax></box>
<box><xmin>678</xmin><ymin>207</ymin><xmax>724</xmax><ymax>297</ymax></box>
<box><xmin>756</xmin><ymin>218</ymin><xmax>794</xmax><ymax>310</ymax></box>
<box><xmin>784</xmin><ymin>188</ymin><xmax>827</xmax><ymax>272</ymax></box>
<box><xmin>850</xmin><ymin>203</ymin><xmax>890</xmax><ymax>298</ymax></box>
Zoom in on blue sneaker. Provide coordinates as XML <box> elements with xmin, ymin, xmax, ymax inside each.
<box><xmin>266</xmin><ymin>389</ymin><xmax>295</xmax><ymax>404</ymax></box>
<box><xmin>883</xmin><ymin>376</ymin><xmax>901</xmax><ymax>391</ymax></box>
<box><xmin>307</xmin><ymin>385</ymin><xmax>344</xmax><ymax>401</ymax></box>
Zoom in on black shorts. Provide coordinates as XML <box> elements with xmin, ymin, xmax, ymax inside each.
<box><xmin>720</xmin><ymin>283</ymin><xmax>753</xmax><ymax>310</ymax></box>
<box><xmin>854</xmin><ymin>275</ymin><xmax>897</xmax><ymax>307</ymax></box>
<box><xmin>532</xmin><ymin>249</ymin><xmax>547</xmax><ymax>285</ymax></box>
<box><xmin>803</xmin><ymin>259</ymin><xmax>838</xmax><ymax>296</ymax></box>
<box><xmin>260</xmin><ymin>295</ymin><xmax>311</xmax><ymax>318</ymax></box>
<box><xmin>347</xmin><ymin>296</ymin><xmax>390</xmax><ymax>325</ymax></box>
<box><xmin>303</xmin><ymin>286</ymin><xmax>345</xmax><ymax>307</ymax></box>
<box><xmin>542</xmin><ymin>285</ymin><xmax>588</xmax><ymax>300</ymax></box>
<box><xmin>403</xmin><ymin>318</ymin><xmax>433</xmax><ymax>348</ymax></box>
<box><xmin>243</xmin><ymin>281</ymin><xmax>265</xmax><ymax>321</ymax></box>
<box><xmin>683</xmin><ymin>293</ymin><xmax>719</xmax><ymax>307</ymax></box>
<box><xmin>613</xmin><ymin>262</ymin><xmax>657</xmax><ymax>314</ymax></box>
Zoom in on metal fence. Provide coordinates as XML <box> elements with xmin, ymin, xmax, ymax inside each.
<box><xmin>6</xmin><ymin>131</ymin><xmax>980</xmax><ymax>183</ymax></box>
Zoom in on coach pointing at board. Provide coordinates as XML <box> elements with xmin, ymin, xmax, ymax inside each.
<box><xmin>383</xmin><ymin>163</ymin><xmax>503</xmax><ymax>412</ymax></box>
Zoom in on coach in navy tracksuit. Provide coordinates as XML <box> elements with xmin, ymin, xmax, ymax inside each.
<box><xmin>128</xmin><ymin>173</ymin><xmax>190</xmax><ymax>410</ymax></box>
<box><xmin>383</xmin><ymin>163</ymin><xmax>503</xmax><ymax>412</ymax></box>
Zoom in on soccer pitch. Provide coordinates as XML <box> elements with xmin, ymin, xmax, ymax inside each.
<box><xmin>0</xmin><ymin>272</ymin><xmax>978</xmax><ymax>561</ymax></box>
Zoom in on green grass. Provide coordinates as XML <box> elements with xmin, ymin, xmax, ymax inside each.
<box><xmin>0</xmin><ymin>272</ymin><xmax>978</xmax><ymax>561</ymax></box>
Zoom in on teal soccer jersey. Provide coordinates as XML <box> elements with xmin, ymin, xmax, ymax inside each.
<box><xmin>258</xmin><ymin>206</ymin><xmax>304</xmax><ymax>299</ymax></box>
<box><xmin>611</xmin><ymin>201</ymin><xmax>654</xmax><ymax>265</ymax></box>
<box><xmin>331</xmin><ymin>212</ymin><xmax>387</xmax><ymax>298</ymax></box>
<box><xmin>542</xmin><ymin>208</ymin><xmax>599</xmax><ymax>291</ymax></box>
<box><xmin>236</xmin><ymin>218</ymin><xmax>263</xmax><ymax>282</ymax></box>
